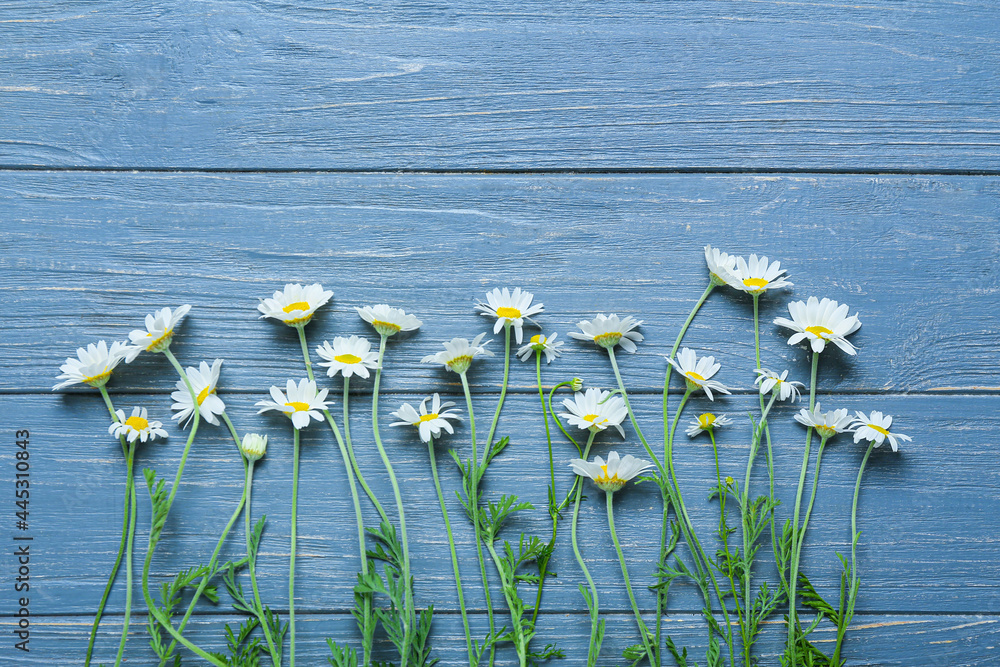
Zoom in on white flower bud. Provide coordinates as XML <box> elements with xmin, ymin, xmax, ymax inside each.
<box><xmin>240</xmin><ymin>433</ymin><xmax>268</xmax><ymax>461</ymax></box>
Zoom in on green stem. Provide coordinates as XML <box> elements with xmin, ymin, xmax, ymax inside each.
<box><xmin>531</xmin><ymin>354</ymin><xmax>557</xmax><ymax>629</ymax></box>
<box><xmin>607</xmin><ymin>492</ymin><xmax>656</xmax><ymax>666</ymax></box>
<box><xmin>113</xmin><ymin>439</ymin><xmax>136</xmax><ymax>667</ymax></box>
<box><xmin>245</xmin><ymin>460</ymin><xmax>282</xmax><ymax>667</ymax></box>
<box><xmin>485</xmin><ymin>538</ymin><xmax>529</xmax><ymax>667</ymax></box>
<box><xmin>571</xmin><ymin>431</ymin><xmax>599</xmax><ymax>667</ymax></box>
<box><xmin>289</xmin><ymin>427</ymin><xmax>300</xmax><ymax>667</ymax></box>
<box><xmin>484</xmin><ymin>323</ymin><xmax>512</xmax><ymax>460</ymax></box>
<box><xmin>794</xmin><ymin>437</ymin><xmax>830</xmax><ymax>571</ymax></box>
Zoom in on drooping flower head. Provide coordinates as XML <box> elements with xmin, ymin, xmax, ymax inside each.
<box><xmin>725</xmin><ymin>254</ymin><xmax>792</xmax><ymax>296</ymax></box>
<box><xmin>475</xmin><ymin>287</ymin><xmax>544</xmax><ymax>344</ymax></box>
<box><xmin>704</xmin><ymin>245</ymin><xmax>738</xmax><ymax>287</ymax></box>
<box><xmin>754</xmin><ymin>368</ymin><xmax>805</xmax><ymax>403</ymax></box>
<box><xmin>356</xmin><ymin>304</ymin><xmax>422</xmax><ymax>338</ymax></box>
<box><xmin>568</xmin><ymin>314</ymin><xmax>644</xmax><ymax>353</ymax></box>
<box><xmin>125</xmin><ymin>305</ymin><xmax>192</xmax><ymax>361</ymax></box>
<box><xmin>421</xmin><ymin>333</ymin><xmax>493</xmax><ymax>374</ymax></box>
<box><xmin>171</xmin><ymin>359</ymin><xmax>226</xmax><ymax>427</ymax></box>
<box><xmin>666</xmin><ymin>348</ymin><xmax>731</xmax><ymax>401</ymax></box>
<box><xmin>256</xmin><ymin>379</ymin><xmax>330</xmax><ymax>430</ymax></box>
<box><xmin>53</xmin><ymin>340</ymin><xmax>130</xmax><ymax>390</ymax></box>
<box><xmin>240</xmin><ymin>433</ymin><xmax>268</xmax><ymax>461</ymax></box>
<box><xmin>686</xmin><ymin>412</ymin><xmax>733</xmax><ymax>438</ymax></box>
<box><xmin>559</xmin><ymin>388</ymin><xmax>628</xmax><ymax>438</ymax></box>
<box><xmin>390</xmin><ymin>393</ymin><xmax>463</xmax><ymax>443</ymax></box>
<box><xmin>316</xmin><ymin>335</ymin><xmax>379</xmax><ymax>379</ymax></box>
<box><xmin>569</xmin><ymin>451</ymin><xmax>655</xmax><ymax>493</ymax></box>
<box><xmin>850</xmin><ymin>411</ymin><xmax>911</xmax><ymax>452</ymax></box>
<box><xmin>774</xmin><ymin>296</ymin><xmax>862</xmax><ymax>355</ymax></box>
<box><xmin>109</xmin><ymin>407</ymin><xmax>169</xmax><ymax>444</ymax></box>
<box><xmin>794</xmin><ymin>403</ymin><xmax>853</xmax><ymax>440</ymax></box>
<box><xmin>257</xmin><ymin>283</ymin><xmax>333</xmax><ymax>328</ymax></box>
<box><xmin>516</xmin><ymin>332</ymin><xmax>564</xmax><ymax>364</ymax></box>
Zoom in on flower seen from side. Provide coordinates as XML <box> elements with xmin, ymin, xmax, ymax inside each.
<box><xmin>686</xmin><ymin>412</ymin><xmax>733</xmax><ymax>438</ymax></box>
<box><xmin>421</xmin><ymin>333</ymin><xmax>493</xmax><ymax>374</ymax></box>
<box><xmin>794</xmin><ymin>403</ymin><xmax>853</xmax><ymax>439</ymax></box>
<box><xmin>850</xmin><ymin>411</ymin><xmax>911</xmax><ymax>452</ymax></box>
<box><xmin>666</xmin><ymin>348</ymin><xmax>731</xmax><ymax>401</ymax></box>
<box><xmin>356</xmin><ymin>304</ymin><xmax>422</xmax><ymax>338</ymax></box>
<box><xmin>125</xmin><ymin>305</ymin><xmax>192</xmax><ymax>361</ymax></box>
<box><xmin>316</xmin><ymin>335</ymin><xmax>379</xmax><ymax>379</ymax></box>
<box><xmin>475</xmin><ymin>287</ymin><xmax>544</xmax><ymax>344</ymax></box>
<box><xmin>109</xmin><ymin>407</ymin><xmax>169</xmax><ymax>444</ymax></box>
<box><xmin>754</xmin><ymin>368</ymin><xmax>805</xmax><ymax>402</ymax></box>
<box><xmin>53</xmin><ymin>340</ymin><xmax>130</xmax><ymax>390</ymax></box>
<box><xmin>569</xmin><ymin>451</ymin><xmax>655</xmax><ymax>493</ymax></box>
<box><xmin>171</xmin><ymin>359</ymin><xmax>226</xmax><ymax>427</ymax></box>
<box><xmin>240</xmin><ymin>433</ymin><xmax>268</xmax><ymax>461</ymax></box>
<box><xmin>257</xmin><ymin>283</ymin><xmax>332</xmax><ymax>328</ymax></box>
<box><xmin>774</xmin><ymin>296</ymin><xmax>862</xmax><ymax>355</ymax></box>
<box><xmin>516</xmin><ymin>332</ymin><xmax>564</xmax><ymax>364</ymax></box>
<box><xmin>559</xmin><ymin>387</ymin><xmax>628</xmax><ymax>438</ymax></box>
<box><xmin>568</xmin><ymin>313</ymin><xmax>644</xmax><ymax>353</ymax></box>
<box><xmin>256</xmin><ymin>379</ymin><xmax>330</xmax><ymax>430</ymax></box>
<box><xmin>704</xmin><ymin>245</ymin><xmax>738</xmax><ymax>287</ymax></box>
<box><xmin>390</xmin><ymin>393</ymin><xmax>463</xmax><ymax>443</ymax></box>
<box><xmin>725</xmin><ymin>254</ymin><xmax>792</xmax><ymax>295</ymax></box>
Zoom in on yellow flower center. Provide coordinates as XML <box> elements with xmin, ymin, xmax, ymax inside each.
<box><xmin>743</xmin><ymin>277</ymin><xmax>769</xmax><ymax>289</ymax></box>
<box><xmin>530</xmin><ymin>334</ymin><xmax>543</xmax><ymax>344</ymax></box>
<box><xmin>868</xmin><ymin>424</ymin><xmax>891</xmax><ymax>437</ymax></box>
<box><xmin>447</xmin><ymin>354</ymin><xmax>473</xmax><ymax>368</ymax></box>
<box><xmin>806</xmin><ymin>325</ymin><xmax>833</xmax><ymax>338</ymax></box>
<box><xmin>698</xmin><ymin>413</ymin><xmax>716</xmax><ymax>428</ymax></box>
<box><xmin>686</xmin><ymin>371</ymin><xmax>705</xmax><ymax>382</ymax></box>
<box><xmin>372</xmin><ymin>319</ymin><xmax>401</xmax><ymax>333</ymax></box>
<box><xmin>196</xmin><ymin>386</ymin><xmax>214</xmax><ymax>405</ymax></box>
<box><xmin>125</xmin><ymin>416</ymin><xmax>149</xmax><ymax>431</ymax></box>
<box><xmin>83</xmin><ymin>369</ymin><xmax>112</xmax><ymax>385</ymax></box>
<box><xmin>334</xmin><ymin>353</ymin><xmax>362</xmax><ymax>364</ymax></box>
<box><xmin>419</xmin><ymin>413</ymin><xmax>439</xmax><ymax>422</ymax></box>
<box><xmin>495</xmin><ymin>306</ymin><xmax>521</xmax><ymax>319</ymax></box>
<box><xmin>582</xmin><ymin>413</ymin><xmax>599</xmax><ymax>422</ymax></box>
<box><xmin>593</xmin><ymin>332</ymin><xmax>622</xmax><ymax>348</ymax></box>
<box><xmin>285</xmin><ymin>401</ymin><xmax>311</xmax><ymax>412</ymax></box>
<box><xmin>597</xmin><ymin>464</ymin><xmax>623</xmax><ymax>484</ymax></box>
<box><xmin>146</xmin><ymin>327</ymin><xmax>174</xmax><ymax>351</ymax></box>
<box><xmin>283</xmin><ymin>301</ymin><xmax>311</xmax><ymax>313</ymax></box>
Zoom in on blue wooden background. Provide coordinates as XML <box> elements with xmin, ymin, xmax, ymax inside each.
<box><xmin>1</xmin><ymin>2</ymin><xmax>999</xmax><ymax>666</ymax></box>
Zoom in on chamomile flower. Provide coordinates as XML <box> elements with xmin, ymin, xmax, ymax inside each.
<box><xmin>53</xmin><ymin>340</ymin><xmax>130</xmax><ymax>390</ymax></box>
<box><xmin>475</xmin><ymin>287</ymin><xmax>544</xmax><ymax>344</ymax></box>
<box><xmin>316</xmin><ymin>335</ymin><xmax>379</xmax><ymax>379</ymax></box>
<box><xmin>256</xmin><ymin>379</ymin><xmax>330</xmax><ymax>430</ymax></box>
<box><xmin>754</xmin><ymin>368</ymin><xmax>805</xmax><ymax>403</ymax></box>
<box><xmin>124</xmin><ymin>305</ymin><xmax>192</xmax><ymax>361</ymax></box>
<box><xmin>108</xmin><ymin>407</ymin><xmax>168</xmax><ymax>444</ymax></box>
<box><xmin>666</xmin><ymin>348</ymin><xmax>731</xmax><ymax>401</ymax></box>
<box><xmin>240</xmin><ymin>433</ymin><xmax>268</xmax><ymax>461</ymax></box>
<box><xmin>421</xmin><ymin>333</ymin><xmax>493</xmax><ymax>374</ymax></box>
<box><xmin>704</xmin><ymin>245</ymin><xmax>738</xmax><ymax>287</ymax></box>
<box><xmin>774</xmin><ymin>296</ymin><xmax>862</xmax><ymax>356</ymax></box>
<box><xmin>725</xmin><ymin>254</ymin><xmax>792</xmax><ymax>295</ymax></box>
<box><xmin>559</xmin><ymin>388</ymin><xmax>628</xmax><ymax>438</ymax></box>
<box><xmin>170</xmin><ymin>359</ymin><xmax>226</xmax><ymax>427</ymax></box>
<box><xmin>568</xmin><ymin>314</ymin><xmax>644</xmax><ymax>353</ymax></box>
<box><xmin>850</xmin><ymin>411</ymin><xmax>911</xmax><ymax>452</ymax></box>
<box><xmin>390</xmin><ymin>393</ymin><xmax>463</xmax><ymax>443</ymax></box>
<box><xmin>257</xmin><ymin>283</ymin><xmax>333</xmax><ymax>328</ymax></box>
<box><xmin>516</xmin><ymin>333</ymin><xmax>564</xmax><ymax>364</ymax></box>
<box><xmin>686</xmin><ymin>412</ymin><xmax>733</xmax><ymax>438</ymax></box>
<box><xmin>794</xmin><ymin>403</ymin><xmax>853</xmax><ymax>439</ymax></box>
<box><xmin>356</xmin><ymin>304</ymin><xmax>422</xmax><ymax>338</ymax></box>
<box><xmin>569</xmin><ymin>451</ymin><xmax>655</xmax><ymax>493</ymax></box>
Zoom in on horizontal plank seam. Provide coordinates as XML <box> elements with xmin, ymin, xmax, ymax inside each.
<box><xmin>25</xmin><ymin>389</ymin><xmax>1000</xmax><ymax>397</ymax></box>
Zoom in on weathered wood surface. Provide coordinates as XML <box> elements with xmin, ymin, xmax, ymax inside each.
<box><xmin>1</xmin><ymin>1</ymin><xmax>999</xmax><ymax>170</ymax></box>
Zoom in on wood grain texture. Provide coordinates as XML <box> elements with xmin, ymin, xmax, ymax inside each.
<box><xmin>2</xmin><ymin>172</ymin><xmax>999</xmax><ymax>393</ymax></box>
<box><xmin>1</xmin><ymin>1</ymin><xmax>999</xmax><ymax>170</ymax></box>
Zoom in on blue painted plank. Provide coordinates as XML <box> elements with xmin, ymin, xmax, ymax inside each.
<box><xmin>0</xmin><ymin>1</ymin><xmax>998</xmax><ymax>170</ymax></box>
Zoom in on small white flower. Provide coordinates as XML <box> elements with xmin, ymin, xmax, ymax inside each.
<box><xmin>390</xmin><ymin>393</ymin><xmax>463</xmax><ymax>443</ymax></box>
<box><xmin>559</xmin><ymin>388</ymin><xmax>628</xmax><ymax>438</ymax></box>
<box><xmin>53</xmin><ymin>340</ymin><xmax>130</xmax><ymax>390</ymax></box>
<box><xmin>568</xmin><ymin>313</ymin><xmax>644</xmax><ymax>353</ymax></box>
<box><xmin>421</xmin><ymin>333</ymin><xmax>493</xmax><ymax>374</ymax></box>
<box><xmin>754</xmin><ymin>368</ymin><xmax>805</xmax><ymax>403</ymax></box>
<box><xmin>109</xmin><ymin>407</ymin><xmax>168</xmax><ymax>444</ymax></box>
<box><xmin>516</xmin><ymin>333</ymin><xmax>564</xmax><ymax>364</ymax></box>
<box><xmin>240</xmin><ymin>433</ymin><xmax>268</xmax><ymax>461</ymax></box>
<box><xmin>171</xmin><ymin>359</ymin><xmax>226</xmax><ymax>427</ymax></box>
<box><xmin>316</xmin><ymin>335</ymin><xmax>379</xmax><ymax>379</ymax></box>
<box><xmin>850</xmin><ymin>411</ymin><xmax>911</xmax><ymax>452</ymax></box>
<box><xmin>569</xmin><ymin>451</ymin><xmax>655</xmax><ymax>493</ymax></box>
<box><xmin>725</xmin><ymin>254</ymin><xmax>792</xmax><ymax>295</ymax></box>
<box><xmin>774</xmin><ymin>296</ymin><xmax>862</xmax><ymax>356</ymax></box>
<box><xmin>794</xmin><ymin>403</ymin><xmax>853</xmax><ymax>439</ymax></box>
<box><xmin>257</xmin><ymin>283</ymin><xmax>333</xmax><ymax>328</ymax></box>
<box><xmin>256</xmin><ymin>379</ymin><xmax>330</xmax><ymax>430</ymax></box>
<box><xmin>125</xmin><ymin>305</ymin><xmax>192</xmax><ymax>361</ymax></box>
<box><xmin>570</xmin><ymin>377</ymin><xmax>584</xmax><ymax>391</ymax></box>
<box><xmin>704</xmin><ymin>245</ymin><xmax>738</xmax><ymax>287</ymax></box>
<box><xmin>475</xmin><ymin>287</ymin><xmax>544</xmax><ymax>344</ymax></box>
<box><xmin>356</xmin><ymin>304</ymin><xmax>422</xmax><ymax>338</ymax></box>
<box><xmin>686</xmin><ymin>412</ymin><xmax>733</xmax><ymax>438</ymax></box>
<box><xmin>666</xmin><ymin>348</ymin><xmax>731</xmax><ymax>401</ymax></box>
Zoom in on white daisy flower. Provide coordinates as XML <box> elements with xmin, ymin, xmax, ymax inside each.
<box><xmin>108</xmin><ymin>407</ymin><xmax>168</xmax><ymax>444</ymax></box>
<box><xmin>725</xmin><ymin>254</ymin><xmax>792</xmax><ymax>295</ymax></box>
<box><xmin>516</xmin><ymin>332</ymin><xmax>564</xmax><ymax>364</ymax></box>
<box><xmin>475</xmin><ymin>287</ymin><xmax>544</xmax><ymax>344</ymax></box>
<box><xmin>255</xmin><ymin>379</ymin><xmax>330</xmax><ymax>430</ymax></box>
<box><xmin>53</xmin><ymin>340</ymin><xmax>130</xmax><ymax>390</ymax></box>
<box><xmin>124</xmin><ymin>305</ymin><xmax>192</xmax><ymax>361</ymax></box>
<box><xmin>421</xmin><ymin>333</ymin><xmax>493</xmax><ymax>374</ymax></box>
<box><xmin>568</xmin><ymin>313</ymin><xmax>644</xmax><ymax>353</ymax></box>
<box><xmin>316</xmin><ymin>335</ymin><xmax>379</xmax><ymax>379</ymax></box>
<box><xmin>704</xmin><ymin>245</ymin><xmax>738</xmax><ymax>287</ymax></box>
<box><xmin>850</xmin><ymin>410</ymin><xmax>911</xmax><ymax>452</ymax></box>
<box><xmin>774</xmin><ymin>296</ymin><xmax>862</xmax><ymax>356</ymax></box>
<box><xmin>239</xmin><ymin>433</ymin><xmax>268</xmax><ymax>461</ymax></box>
<box><xmin>569</xmin><ymin>451</ymin><xmax>655</xmax><ymax>493</ymax></box>
<box><xmin>753</xmin><ymin>368</ymin><xmax>805</xmax><ymax>403</ymax></box>
<box><xmin>257</xmin><ymin>283</ymin><xmax>333</xmax><ymax>328</ymax></box>
<box><xmin>390</xmin><ymin>393</ymin><xmax>463</xmax><ymax>443</ymax></box>
<box><xmin>794</xmin><ymin>403</ymin><xmax>853</xmax><ymax>439</ymax></box>
<box><xmin>666</xmin><ymin>348</ymin><xmax>731</xmax><ymax>401</ymax></box>
<box><xmin>559</xmin><ymin>388</ymin><xmax>628</xmax><ymax>438</ymax></box>
<box><xmin>356</xmin><ymin>304</ymin><xmax>422</xmax><ymax>338</ymax></box>
<box><xmin>686</xmin><ymin>412</ymin><xmax>733</xmax><ymax>438</ymax></box>
<box><xmin>170</xmin><ymin>359</ymin><xmax>226</xmax><ymax>428</ymax></box>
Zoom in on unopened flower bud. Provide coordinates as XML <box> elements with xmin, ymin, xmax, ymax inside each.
<box><xmin>240</xmin><ymin>433</ymin><xmax>268</xmax><ymax>461</ymax></box>
<box><xmin>570</xmin><ymin>377</ymin><xmax>584</xmax><ymax>391</ymax></box>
